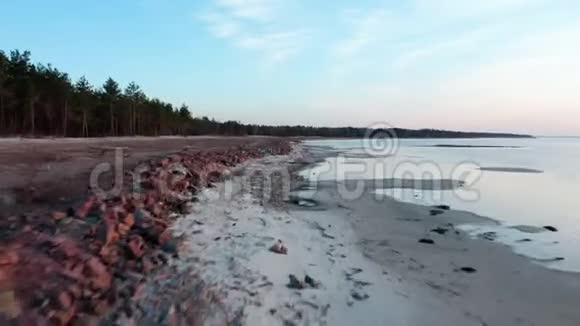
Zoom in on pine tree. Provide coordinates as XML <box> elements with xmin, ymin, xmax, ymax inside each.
<box><xmin>74</xmin><ymin>76</ymin><xmax>93</xmax><ymax>137</ymax></box>
<box><xmin>103</xmin><ymin>77</ymin><xmax>120</xmax><ymax>136</ymax></box>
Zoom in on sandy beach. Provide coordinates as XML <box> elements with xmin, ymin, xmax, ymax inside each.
<box><xmin>169</xmin><ymin>143</ymin><xmax>580</xmax><ymax>325</ymax></box>
<box><xmin>3</xmin><ymin>139</ymin><xmax>580</xmax><ymax>325</ymax></box>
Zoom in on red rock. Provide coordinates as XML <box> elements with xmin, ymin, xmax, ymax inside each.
<box><xmin>77</xmin><ymin>197</ymin><xmax>98</xmax><ymax>219</ymax></box>
<box><xmin>128</xmin><ymin>235</ymin><xmax>146</xmax><ymax>258</ymax></box>
<box><xmin>99</xmin><ymin>245</ymin><xmax>120</xmax><ymax>265</ymax></box>
<box><xmin>51</xmin><ymin>309</ymin><xmax>75</xmax><ymax>326</ymax></box>
<box><xmin>0</xmin><ymin>250</ymin><xmax>19</xmax><ymax>266</ymax></box>
<box><xmin>0</xmin><ymin>290</ymin><xmax>20</xmax><ymax>318</ymax></box>
<box><xmin>158</xmin><ymin>229</ymin><xmax>173</xmax><ymax>246</ymax></box>
<box><xmin>91</xmin><ymin>272</ymin><xmax>112</xmax><ymax>291</ymax></box>
<box><xmin>132</xmin><ymin>283</ymin><xmax>146</xmax><ymax>300</ymax></box>
<box><xmin>117</xmin><ymin>223</ymin><xmax>130</xmax><ymax>237</ymax></box>
<box><xmin>86</xmin><ymin>258</ymin><xmax>111</xmax><ymax>290</ymax></box>
<box><xmin>93</xmin><ymin>299</ymin><xmax>109</xmax><ymax>315</ymax></box>
<box><xmin>0</xmin><ymin>141</ymin><xmax>293</xmax><ymax>324</ymax></box>
<box><xmin>124</xmin><ymin>213</ymin><xmax>135</xmax><ymax>228</ymax></box>
<box><xmin>58</xmin><ymin>291</ymin><xmax>73</xmax><ymax>309</ymax></box>
<box><xmin>0</xmin><ymin>269</ymin><xmax>11</xmax><ymax>288</ymax></box>
<box><xmin>52</xmin><ymin>211</ymin><xmax>67</xmax><ymax>221</ymax></box>
<box><xmin>68</xmin><ymin>284</ymin><xmax>82</xmax><ymax>299</ymax></box>
<box><xmin>54</xmin><ymin>237</ymin><xmax>82</xmax><ymax>258</ymax></box>
<box><xmin>142</xmin><ymin>256</ymin><xmax>155</xmax><ymax>274</ymax></box>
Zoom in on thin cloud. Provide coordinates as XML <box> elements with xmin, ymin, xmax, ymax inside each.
<box><xmin>199</xmin><ymin>12</ymin><xmax>240</xmax><ymax>38</ymax></box>
<box><xmin>216</xmin><ymin>0</ymin><xmax>281</xmax><ymax>21</ymax></box>
<box><xmin>334</xmin><ymin>9</ymin><xmax>389</xmax><ymax>56</ymax></box>
<box><xmin>391</xmin><ymin>26</ymin><xmax>501</xmax><ymax>70</ymax></box>
<box><xmin>198</xmin><ymin>0</ymin><xmax>306</xmax><ymax>63</ymax></box>
<box><xmin>237</xmin><ymin>30</ymin><xmax>308</xmax><ymax>63</ymax></box>
<box><xmin>412</xmin><ymin>0</ymin><xmax>542</xmax><ymax>18</ymax></box>
<box><xmin>333</xmin><ymin>0</ymin><xmax>544</xmax><ymax>59</ymax></box>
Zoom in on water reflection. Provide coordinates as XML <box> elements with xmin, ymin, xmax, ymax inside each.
<box><xmin>303</xmin><ymin>138</ymin><xmax>580</xmax><ymax>272</ymax></box>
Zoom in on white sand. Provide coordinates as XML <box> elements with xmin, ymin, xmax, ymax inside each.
<box><xmin>170</xmin><ymin>152</ymin><xmax>473</xmax><ymax>325</ymax></box>
<box><xmin>169</xmin><ymin>146</ymin><xmax>580</xmax><ymax>325</ymax></box>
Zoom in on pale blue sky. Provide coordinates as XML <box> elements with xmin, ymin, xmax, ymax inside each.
<box><xmin>1</xmin><ymin>0</ymin><xmax>579</xmax><ymax>135</ymax></box>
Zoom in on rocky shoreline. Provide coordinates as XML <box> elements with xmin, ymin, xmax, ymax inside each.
<box><xmin>5</xmin><ymin>140</ymin><xmax>580</xmax><ymax>325</ymax></box>
<box><xmin>0</xmin><ymin>140</ymin><xmax>291</xmax><ymax>325</ymax></box>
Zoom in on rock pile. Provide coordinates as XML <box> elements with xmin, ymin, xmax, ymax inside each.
<box><xmin>0</xmin><ymin>141</ymin><xmax>291</xmax><ymax>325</ymax></box>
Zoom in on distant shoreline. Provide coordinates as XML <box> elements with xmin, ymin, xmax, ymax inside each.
<box><xmin>0</xmin><ymin>125</ymin><xmax>534</xmax><ymax>140</ymax></box>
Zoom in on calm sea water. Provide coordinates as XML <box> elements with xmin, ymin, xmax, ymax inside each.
<box><xmin>303</xmin><ymin>137</ymin><xmax>580</xmax><ymax>272</ymax></box>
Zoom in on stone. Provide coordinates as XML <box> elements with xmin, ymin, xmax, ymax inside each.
<box><xmin>0</xmin><ymin>142</ymin><xmax>294</xmax><ymax>324</ymax></box>
<box><xmin>459</xmin><ymin>267</ymin><xmax>477</xmax><ymax>273</ymax></box>
<box><xmin>430</xmin><ymin>227</ymin><xmax>449</xmax><ymax>235</ymax></box>
<box><xmin>52</xmin><ymin>211</ymin><xmax>67</xmax><ymax>221</ymax></box>
<box><xmin>161</xmin><ymin>240</ymin><xmax>178</xmax><ymax>254</ymax></box>
<box><xmin>287</xmin><ymin>274</ymin><xmax>305</xmax><ymax>289</ymax></box>
<box><xmin>351</xmin><ymin>291</ymin><xmax>370</xmax><ymax>301</ymax></box>
<box><xmin>429</xmin><ymin>209</ymin><xmax>444</xmax><ymax>216</ymax></box>
<box><xmin>304</xmin><ymin>274</ymin><xmax>320</xmax><ymax>288</ymax></box>
<box><xmin>128</xmin><ymin>235</ymin><xmax>146</xmax><ymax>258</ymax></box>
<box><xmin>478</xmin><ymin>231</ymin><xmax>497</xmax><ymax>241</ymax></box>
<box><xmin>0</xmin><ymin>290</ymin><xmax>21</xmax><ymax>318</ymax></box>
<box><xmin>58</xmin><ymin>291</ymin><xmax>73</xmax><ymax>309</ymax></box>
<box><xmin>269</xmin><ymin>240</ymin><xmax>288</xmax><ymax>255</ymax></box>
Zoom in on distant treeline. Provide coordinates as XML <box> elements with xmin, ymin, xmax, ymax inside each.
<box><xmin>0</xmin><ymin>49</ymin><xmax>531</xmax><ymax>138</ymax></box>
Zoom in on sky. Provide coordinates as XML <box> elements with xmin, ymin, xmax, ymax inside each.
<box><xmin>1</xmin><ymin>0</ymin><xmax>579</xmax><ymax>136</ymax></box>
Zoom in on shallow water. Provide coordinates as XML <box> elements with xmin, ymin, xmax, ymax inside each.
<box><xmin>302</xmin><ymin>137</ymin><xmax>580</xmax><ymax>272</ymax></box>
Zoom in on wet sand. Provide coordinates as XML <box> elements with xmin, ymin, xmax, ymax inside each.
<box><xmin>313</xmin><ymin>183</ymin><xmax>580</xmax><ymax>325</ymax></box>
<box><xmin>479</xmin><ymin>166</ymin><xmax>544</xmax><ymax>173</ymax></box>
<box><xmin>176</xmin><ymin>144</ymin><xmax>580</xmax><ymax>325</ymax></box>
<box><xmin>300</xmin><ymin>145</ymin><xmax>580</xmax><ymax>325</ymax></box>
<box><xmin>418</xmin><ymin>144</ymin><xmax>523</xmax><ymax>148</ymax></box>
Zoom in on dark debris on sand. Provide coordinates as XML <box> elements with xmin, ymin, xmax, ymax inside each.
<box><xmin>458</xmin><ymin>267</ymin><xmax>477</xmax><ymax>273</ymax></box>
<box><xmin>418</xmin><ymin>238</ymin><xmax>435</xmax><ymax>245</ymax></box>
<box><xmin>429</xmin><ymin>209</ymin><xmax>445</xmax><ymax>216</ymax></box>
<box><xmin>287</xmin><ymin>274</ymin><xmax>321</xmax><ymax>290</ymax></box>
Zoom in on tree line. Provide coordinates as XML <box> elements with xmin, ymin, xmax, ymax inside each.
<box><xmin>0</xmin><ymin>49</ymin><xmax>530</xmax><ymax>138</ymax></box>
<box><xmin>0</xmin><ymin>50</ymin><xmax>202</xmax><ymax>137</ymax></box>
